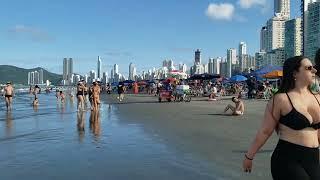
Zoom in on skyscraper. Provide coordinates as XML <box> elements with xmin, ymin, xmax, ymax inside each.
<box><xmin>274</xmin><ymin>0</ymin><xmax>290</xmax><ymax>19</ymax></box>
<box><xmin>266</xmin><ymin>15</ymin><xmax>286</xmax><ymax>52</ymax></box>
<box><xmin>227</xmin><ymin>49</ymin><xmax>236</xmax><ymax>78</ymax></box>
<box><xmin>208</xmin><ymin>58</ymin><xmax>214</xmax><ymax>74</ymax></box>
<box><xmin>239</xmin><ymin>42</ymin><xmax>247</xmax><ymax>72</ymax></box>
<box><xmin>97</xmin><ymin>56</ymin><xmax>102</xmax><ymax>79</ymax></box>
<box><xmin>114</xmin><ymin>64</ymin><xmax>119</xmax><ymax>75</ymax></box>
<box><xmin>305</xmin><ymin>1</ymin><xmax>320</xmax><ymax>61</ymax></box>
<box><xmin>195</xmin><ymin>49</ymin><xmax>201</xmax><ymax>65</ymax></box>
<box><xmin>285</xmin><ymin>18</ymin><xmax>302</xmax><ymax>59</ymax></box>
<box><xmin>63</xmin><ymin>58</ymin><xmax>68</xmax><ymax>81</ymax></box>
<box><xmin>68</xmin><ymin>58</ymin><xmax>73</xmax><ymax>80</ymax></box>
<box><xmin>129</xmin><ymin>63</ymin><xmax>135</xmax><ymax>80</ymax></box>
<box><xmin>39</xmin><ymin>69</ymin><xmax>44</xmax><ymax>84</ymax></box>
<box><xmin>260</xmin><ymin>26</ymin><xmax>268</xmax><ymax>52</ymax></box>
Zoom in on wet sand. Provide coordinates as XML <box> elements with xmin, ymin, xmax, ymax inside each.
<box><xmin>104</xmin><ymin>94</ymin><xmax>278</xmax><ymax>180</ymax></box>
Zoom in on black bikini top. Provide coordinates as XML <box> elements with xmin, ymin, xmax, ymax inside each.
<box><xmin>279</xmin><ymin>93</ymin><xmax>320</xmax><ymax>130</ymax></box>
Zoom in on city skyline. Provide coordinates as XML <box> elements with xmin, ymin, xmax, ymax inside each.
<box><xmin>0</xmin><ymin>1</ymin><xmax>301</xmax><ymax>75</ymax></box>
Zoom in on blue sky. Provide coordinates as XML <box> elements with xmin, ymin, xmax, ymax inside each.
<box><xmin>0</xmin><ymin>0</ymin><xmax>300</xmax><ymax>76</ymax></box>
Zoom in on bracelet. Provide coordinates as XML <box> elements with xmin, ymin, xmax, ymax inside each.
<box><xmin>245</xmin><ymin>154</ymin><xmax>253</xmax><ymax>160</ymax></box>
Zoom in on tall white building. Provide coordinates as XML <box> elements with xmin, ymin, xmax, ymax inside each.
<box><xmin>266</xmin><ymin>15</ymin><xmax>286</xmax><ymax>52</ymax></box>
<box><xmin>227</xmin><ymin>49</ymin><xmax>236</xmax><ymax>77</ymax></box>
<box><xmin>274</xmin><ymin>0</ymin><xmax>290</xmax><ymax>19</ymax></box>
<box><xmin>239</xmin><ymin>42</ymin><xmax>247</xmax><ymax>72</ymax></box>
<box><xmin>305</xmin><ymin>1</ymin><xmax>320</xmax><ymax>61</ymax></box>
<box><xmin>214</xmin><ymin>57</ymin><xmax>221</xmax><ymax>74</ymax></box>
<box><xmin>285</xmin><ymin>17</ymin><xmax>302</xmax><ymax>59</ymax></box>
<box><xmin>97</xmin><ymin>56</ymin><xmax>102</xmax><ymax>79</ymax></box>
<box><xmin>39</xmin><ymin>69</ymin><xmax>44</xmax><ymax>84</ymax></box>
<box><xmin>114</xmin><ymin>64</ymin><xmax>119</xmax><ymax>75</ymax></box>
<box><xmin>129</xmin><ymin>63</ymin><xmax>135</xmax><ymax>80</ymax></box>
<box><xmin>62</xmin><ymin>58</ymin><xmax>73</xmax><ymax>85</ymax></box>
<box><xmin>182</xmin><ymin>64</ymin><xmax>187</xmax><ymax>73</ymax></box>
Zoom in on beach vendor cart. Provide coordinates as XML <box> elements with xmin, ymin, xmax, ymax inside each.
<box><xmin>175</xmin><ymin>85</ymin><xmax>191</xmax><ymax>102</ymax></box>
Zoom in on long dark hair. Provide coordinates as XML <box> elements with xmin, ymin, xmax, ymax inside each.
<box><xmin>315</xmin><ymin>48</ymin><xmax>320</xmax><ymax>77</ymax></box>
<box><xmin>277</xmin><ymin>56</ymin><xmax>307</xmax><ymax>93</ymax></box>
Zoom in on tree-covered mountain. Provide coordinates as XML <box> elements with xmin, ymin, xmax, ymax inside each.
<box><xmin>0</xmin><ymin>65</ymin><xmax>62</xmax><ymax>85</ymax></box>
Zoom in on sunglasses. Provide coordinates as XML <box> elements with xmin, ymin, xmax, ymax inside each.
<box><xmin>305</xmin><ymin>65</ymin><xmax>314</xmax><ymax>71</ymax></box>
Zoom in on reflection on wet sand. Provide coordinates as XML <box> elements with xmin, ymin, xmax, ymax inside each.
<box><xmin>89</xmin><ymin>110</ymin><xmax>101</xmax><ymax>139</ymax></box>
<box><xmin>77</xmin><ymin>111</ymin><xmax>86</xmax><ymax>142</ymax></box>
<box><xmin>5</xmin><ymin>111</ymin><xmax>13</xmax><ymax>136</ymax></box>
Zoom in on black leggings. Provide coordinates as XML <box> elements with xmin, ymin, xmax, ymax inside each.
<box><xmin>271</xmin><ymin>139</ymin><xmax>320</xmax><ymax>180</ymax></box>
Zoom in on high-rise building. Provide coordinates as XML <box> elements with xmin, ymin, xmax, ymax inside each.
<box><xmin>62</xmin><ymin>58</ymin><xmax>73</xmax><ymax>85</ymax></box>
<box><xmin>68</xmin><ymin>58</ymin><xmax>73</xmax><ymax>80</ymax></box>
<box><xmin>266</xmin><ymin>15</ymin><xmax>286</xmax><ymax>52</ymax></box>
<box><xmin>182</xmin><ymin>64</ymin><xmax>187</xmax><ymax>73</ymax></box>
<box><xmin>305</xmin><ymin>1</ymin><xmax>320</xmax><ymax>61</ymax></box>
<box><xmin>114</xmin><ymin>64</ymin><xmax>119</xmax><ymax>75</ymax></box>
<box><xmin>195</xmin><ymin>49</ymin><xmax>201</xmax><ymax>65</ymax></box>
<box><xmin>227</xmin><ymin>49</ymin><xmax>236</xmax><ymax>77</ymax></box>
<box><xmin>303</xmin><ymin>0</ymin><xmax>319</xmax><ymax>54</ymax></box>
<box><xmin>239</xmin><ymin>42</ymin><xmax>247</xmax><ymax>72</ymax></box>
<box><xmin>168</xmin><ymin>60</ymin><xmax>174</xmax><ymax>71</ymax></box>
<box><xmin>110</xmin><ymin>69</ymin><xmax>114</xmax><ymax>83</ymax></box>
<box><xmin>260</xmin><ymin>26</ymin><xmax>268</xmax><ymax>52</ymax></box>
<box><xmin>39</xmin><ymin>69</ymin><xmax>44</xmax><ymax>84</ymax></box>
<box><xmin>267</xmin><ymin>48</ymin><xmax>285</xmax><ymax>66</ymax></box>
<box><xmin>102</xmin><ymin>72</ymin><xmax>108</xmax><ymax>84</ymax></box>
<box><xmin>162</xmin><ymin>60</ymin><xmax>168</xmax><ymax>67</ymax></box>
<box><xmin>208</xmin><ymin>58</ymin><xmax>214</xmax><ymax>74</ymax></box>
<box><xmin>274</xmin><ymin>0</ymin><xmax>290</xmax><ymax>19</ymax></box>
<box><xmin>255</xmin><ymin>52</ymin><xmax>267</xmax><ymax>69</ymax></box>
<box><xmin>285</xmin><ymin>17</ymin><xmax>302</xmax><ymax>59</ymax></box>
<box><xmin>97</xmin><ymin>56</ymin><xmax>102</xmax><ymax>79</ymax></box>
<box><xmin>220</xmin><ymin>60</ymin><xmax>228</xmax><ymax>77</ymax></box>
<box><xmin>214</xmin><ymin>57</ymin><xmax>221</xmax><ymax>74</ymax></box>
<box><xmin>133</xmin><ymin>67</ymin><xmax>137</xmax><ymax>80</ymax></box>
<box><xmin>129</xmin><ymin>63</ymin><xmax>135</xmax><ymax>80</ymax></box>
<box><xmin>63</xmin><ymin>58</ymin><xmax>68</xmax><ymax>81</ymax></box>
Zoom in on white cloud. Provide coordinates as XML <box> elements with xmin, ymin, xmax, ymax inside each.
<box><xmin>8</xmin><ymin>25</ymin><xmax>53</xmax><ymax>42</ymax></box>
<box><xmin>238</xmin><ymin>0</ymin><xmax>267</xmax><ymax>9</ymax></box>
<box><xmin>205</xmin><ymin>3</ymin><xmax>235</xmax><ymax>21</ymax></box>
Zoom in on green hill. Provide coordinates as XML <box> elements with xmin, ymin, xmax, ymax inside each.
<box><xmin>0</xmin><ymin>65</ymin><xmax>62</xmax><ymax>85</ymax></box>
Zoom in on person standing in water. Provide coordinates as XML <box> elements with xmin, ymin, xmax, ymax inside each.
<box><xmin>3</xmin><ymin>82</ymin><xmax>14</xmax><ymax>111</ymax></box>
<box><xmin>91</xmin><ymin>82</ymin><xmax>101</xmax><ymax>111</ymax></box>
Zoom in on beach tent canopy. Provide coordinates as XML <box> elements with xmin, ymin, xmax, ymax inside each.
<box><xmin>230</xmin><ymin>75</ymin><xmax>247</xmax><ymax>82</ymax></box>
<box><xmin>189</xmin><ymin>73</ymin><xmax>221</xmax><ymax>80</ymax></box>
<box><xmin>252</xmin><ymin>65</ymin><xmax>282</xmax><ymax>76</ymax></box>
<box><xmin>263</xmin><ymin>70</ymin><xmax>283</xmax><ymax>79</ymax></box>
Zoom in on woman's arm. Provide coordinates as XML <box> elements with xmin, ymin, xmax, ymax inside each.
<box><xmin>245</xmin><ymin>96</ymin><xmax>282</xmax><ymax>159</ymax></box>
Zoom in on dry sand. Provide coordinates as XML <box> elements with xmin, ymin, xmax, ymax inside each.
<box><xmin>103</xmin><ymin>94</ymin><xmax>278</xmax><ymax>180</ymax></box>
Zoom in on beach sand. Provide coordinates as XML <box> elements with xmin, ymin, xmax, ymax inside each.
<box><xmin>103</xmin><ymin>94</ymin><xmax>278</xmax><ymax>180</ymax></box>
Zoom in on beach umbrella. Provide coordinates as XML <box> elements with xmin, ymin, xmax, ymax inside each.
<box><xmin>230</xmin><ymin>75</ymin><xmax>247</xmax><ymax>82</ymax></box>
<box><xmin>189</xmin><ymin>73</ymin><xmax>221</xmax><ymax>80</ymax></box>
<box><xmin>252</xmin><ymin>65</ymin><xmax>282</xmax><ymax>76</ymax></box>
<box><xmin>263</xmin><ymin>70</ymin><xmax>283</xmax><ymax>79</ymax></box>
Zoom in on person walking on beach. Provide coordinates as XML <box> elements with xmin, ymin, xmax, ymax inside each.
<box><xmin>223</xmin><ymin>97</ymin><xmax>244</xmax><ymax>115</ymax></box>
<box><xmin>3</xmin><ymin>82</ymin><xmax>14</xmax><ymax>111</ymax></box>
<box><xmin>91</xmin><ymin>82</ymin><xmax>101</xmax><ymax>111</ymax></box>
<box><xmin>76</xmin><ymin>81</ymin><xmax>85</xmax><ymax>111</ymax></box>
<box><xmin>59</xmin><ymin>91</ymin><xmax>65</xmax><ymax>104</ymax></box>
<box><xmin>243</xmin><ymin>56</ymin><xmax>320</xmax><ymax>179</ymax></box>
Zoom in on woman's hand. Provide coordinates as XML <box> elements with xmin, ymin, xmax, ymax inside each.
<box><xmin>242</xmin><ymin>155</ymin><xmax>253</xmax><ymax>173</ymax></box>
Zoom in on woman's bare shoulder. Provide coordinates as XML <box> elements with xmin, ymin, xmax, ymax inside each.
<box><xmin>268</xmin><ymin>93</ymin><xmax>288</xmax><ymax>107</ymax></box>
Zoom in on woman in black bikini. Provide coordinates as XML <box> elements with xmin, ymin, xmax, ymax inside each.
<box><xmin>243</xmin><ymin>56</ymin><xmax>320</xmax><ymax>179</ymax></box>
<box><xmin>77</xmin><ymin>82</ymin><xmax>85</xmax><ymax>111</ymax></box>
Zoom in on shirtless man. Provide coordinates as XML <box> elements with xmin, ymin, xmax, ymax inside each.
<box><xmin>4</xmin><ymin>82</ymin><xmax>14</xmax><ymax>111</ymax></box>
<box><xmin>223</xmin><ymin>97</ymin><xmax>245</xmax><ymax>116</ymax></box>
<box><xmin>91</xmin><ymin>82</ymin><xmax>101</xmax><ymax>111</ymax></box>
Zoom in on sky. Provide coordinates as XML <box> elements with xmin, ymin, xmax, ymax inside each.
<box><xmin>0</xmin><ymin>0</ymin><xmax>300</xmax><ymax>76</ymax></box>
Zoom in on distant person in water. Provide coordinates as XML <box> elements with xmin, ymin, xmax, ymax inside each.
<box><xmin>3</xmin><ymin>82</ymin><xmax>14</xmax><ymax>111</ymax></box>
<box><xmin>223</xmin><ymin>97</ymin><xmax>245</xmax><ymax>115</ymax></box>
<box><xmin>60</xmin><ymin>91</ymin><xmax>65</xmax><ymax>103</ymax></box>
<box><xmin>33</xmin><ymin>97</ymin><xmax>39</xmax><ymax>106</ymax></box>
<box><xmin>92</xmin><ymin>81</ymin><xmax>101</xmax><ymax>111</ymax></box>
